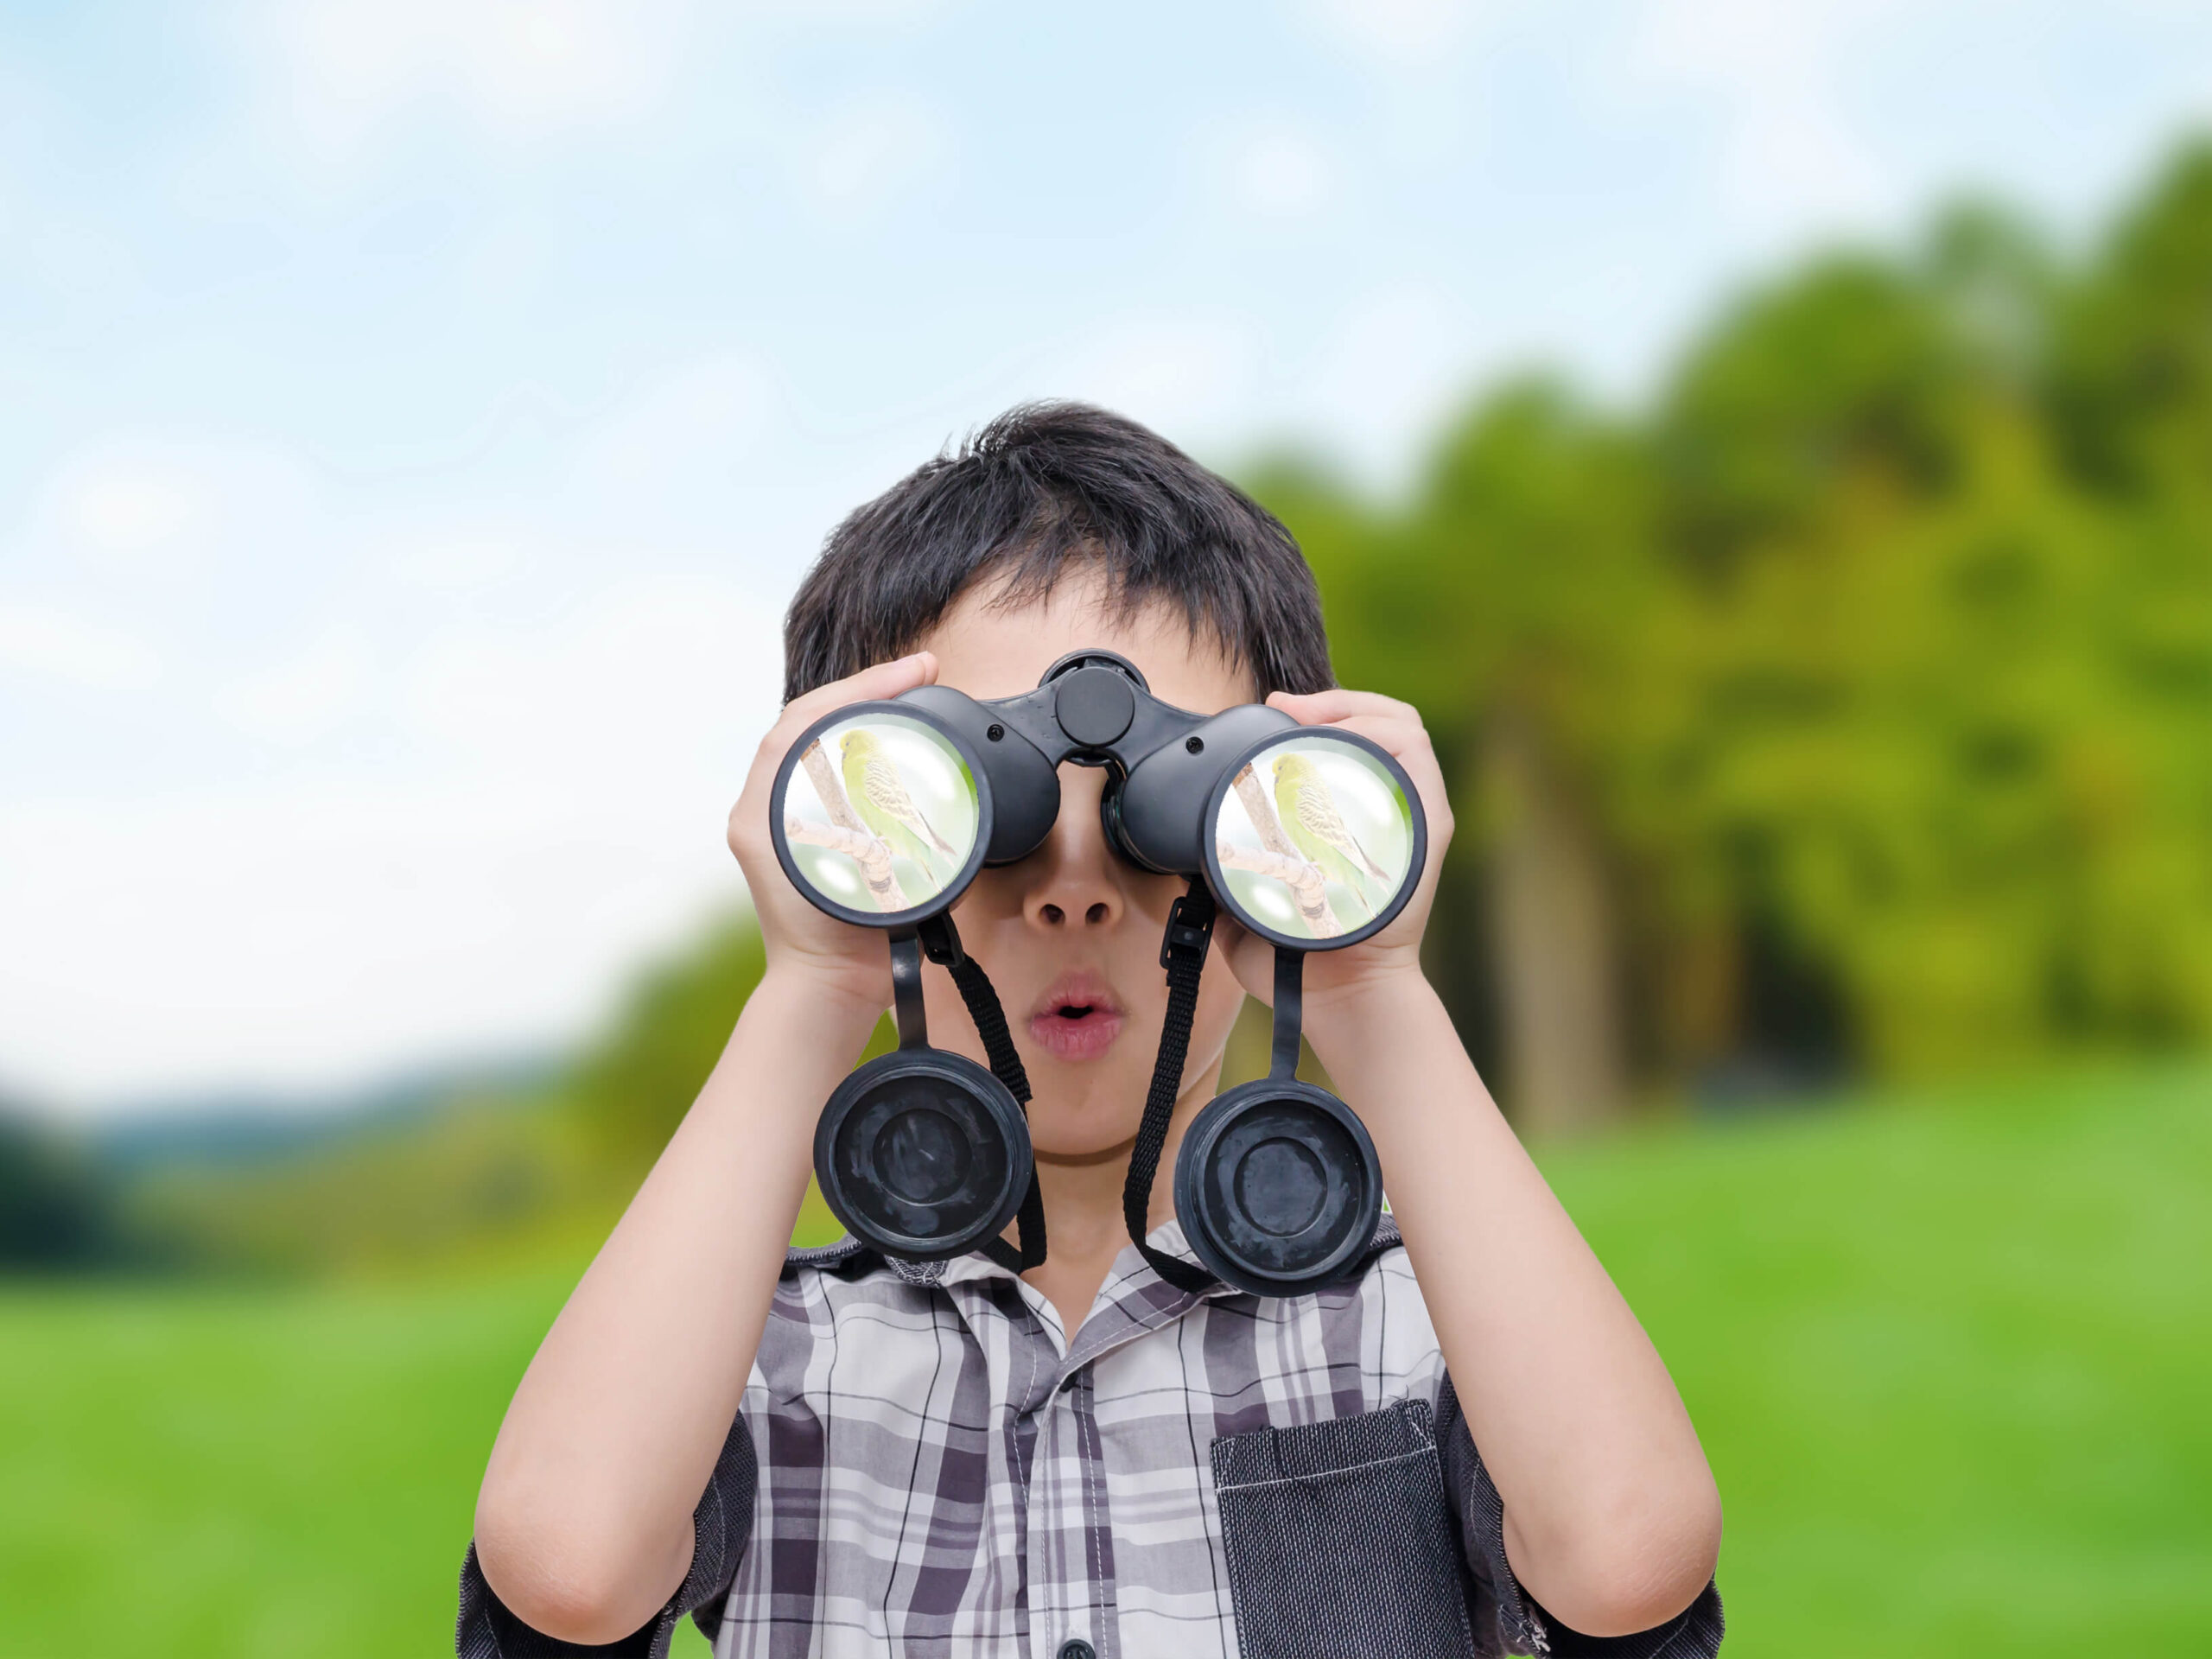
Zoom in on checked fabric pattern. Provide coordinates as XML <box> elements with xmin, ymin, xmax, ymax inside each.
<box><xmin>458</xmin><ymin>1217</ymin><xmax>1723</xmax><ymax>1659</ymax></box>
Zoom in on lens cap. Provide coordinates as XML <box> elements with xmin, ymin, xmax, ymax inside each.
<box><xmin>815</xmin><ymin>1048</ymin><xmax>1031</xmax><ymax>1261</ymax></box>
<box><xmin>1173</xmin><ymin>1079</ymin><xmax>1382</xmax><ymax>1297</ymax></box>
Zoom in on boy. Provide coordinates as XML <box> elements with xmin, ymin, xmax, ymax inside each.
<box><xmin>461</xmin><ymin>404</ymin><xmax>1725</xmax><ymax>1658</ymax></box>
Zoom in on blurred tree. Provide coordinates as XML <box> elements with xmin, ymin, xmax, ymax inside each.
<box><xmin>1267</xmin><ymin>385</ymin><xmax>1673</xmax><ymax>1131</ymax></box>
<box><xmin>568</xmin><ymin>910</ymin><xmax>883</xmax><ymax>1243</ymax></box>
<box><xmin>0</xmin><ymin>1113</ymin><xmax>127</xmax><ymax>1271</ymax></box>
<box><xmin>572</xmin><ymin>913</ymin><xmax>770</xmax><ymax>1168</ymax></box>
<box><xmin>1250</xmin><ymin>152</ymin><xmax>2212</xmax><ymax>1122</ymax></box>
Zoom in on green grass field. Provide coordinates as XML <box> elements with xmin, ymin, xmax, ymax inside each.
<box><xmin>3</xmin><ymin>1064</ymin><xmax>2206</xmax><ymax>1657</ymax></box>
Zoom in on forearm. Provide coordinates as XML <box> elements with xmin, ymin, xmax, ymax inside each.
<box><xmin>1307</xmin><ymin>973</ymin><xmax>1721</xmax><ymax>1636</ymax></box>
<box><xmin>473</xmin><ymin>968</ymin><xmax>877</xmax><ymax>1643</ymax></box>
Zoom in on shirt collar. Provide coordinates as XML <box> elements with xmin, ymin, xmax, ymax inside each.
<box><xmin>785</xmin><ymin>1212</ymin><xmax>1403</xmax><ymax>1303</ymax></box>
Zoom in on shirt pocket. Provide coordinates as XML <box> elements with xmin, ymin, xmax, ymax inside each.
<box><xmin>1211</xmin><ymin>1397</ymin><xmax>1479</xmax><ymax>1659</ymax></box>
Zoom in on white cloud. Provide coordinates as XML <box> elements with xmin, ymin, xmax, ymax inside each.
<box><xmin>401</xmin><ymin>575</ymin><xmax>784</xmax><ymax>779</ymax></box>
<box><xmin>61</xmin><ymin>468</ymin><xmax>195</xmax><ymax>555</ymax></box>
<box><xmin>236</xmin><ymin>0</ymin><xmax>703</xmax><ymax>156</ymax></box>
<box><xmin>213</xmin><ymin>629</ymin><xmax>377</xmax><ymax>745</ymax></box>
<box><xmin>1613</xmin><ymin>0</ymin><xmax>1903</xmax><ymax>237</ymax></box>
<box><xmin>30</xmin><ymin>435</ymin><xmax>320</xmax><ymax>583</ymax></box>
<box><xmin>1287</xmin><ymin>280</ymin><xmax>1482</xmax><ymax>486</ymax></box>
<box><xmin>1</xmin><ymin>569</ymin><xmax>785</xmax><ymax>1108</ymax></box>
<box><xmin>1039</xmin><ymin>311</ymin><xmax>1266</xmax><ymax>443</ymax></box>
<box><xmin>386</xmin><ymin>529</ymin><xmax>529</xmax><ymax>593</ymax></box>
<box><xmin>1304</xmin><ymin>0</ymin><xmax>1491</xmax><ymax>62</ymax></box>
<box><xmin>0</xmin><ymin>601</ymin><xmax>163</xmax><ymax>693</ymax></box>
<box><xmin>798</xmin><ymin>94</ymin><xmax>956</xmax><ymax>221</ymax></box>
<box><xmin>0</xmin><ymin>780</ymin><xmax>752</xmax><ymax>1106</ymax></box>
<box><xmin>0</xmin><ymin>400</ymin><xmax>801</xmax><ymax>1109</ymax></box>
<box><xmin>1221</xmin><ymin>124</ymin><xmax>1341</xmax><ymax>218</ymax></box>
<box><xmin>582</xmin><ymin>351</ymin><xmax>778</xmax><ymax>497</ymax></box>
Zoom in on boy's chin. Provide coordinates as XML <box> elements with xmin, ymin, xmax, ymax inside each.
<box><xmin>1031</xmin><ymin>1134</ymin><xmax>1143</xmax><ymax>1166</ymax></box>
<box><xmin>1026</xmin><ymin>1099</ymin><xmax>1147</xmax><ymax>1166</ymax></box>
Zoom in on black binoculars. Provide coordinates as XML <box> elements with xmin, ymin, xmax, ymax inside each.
<box><xmin>770</xmin><ymin>648</ymin><xmax>1425</xmax><ymax>1296</ymax></box>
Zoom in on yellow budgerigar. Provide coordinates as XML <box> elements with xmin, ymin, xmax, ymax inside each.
<box><xmin>841</xmin><ymin>728</ymin><xmax>957</xmax><ymax>880</ymax></box>
<box><xmin>1273</xmin><ymin>752</ymin><xmax>1390</xmax><ymax>918</ymax></box>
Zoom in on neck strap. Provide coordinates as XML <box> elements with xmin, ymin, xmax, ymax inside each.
<box><xmin>1121</xmin><ymin>880</ymin><xmax>1218</xmax><ymax>1292</ymax></box>
<box><xmin>1269</xmin><ymin>947</ymin><xmax>1304</xmax><ymax>1080</ymax></box>
<box><xmin>914</xmin><ymin>914</ymin><xmax>1047</xmax><ymax>1273</ymax></box>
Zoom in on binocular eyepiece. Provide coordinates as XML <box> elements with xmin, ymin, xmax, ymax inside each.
<box><xmin>770</xmin><ymin>649</ymin><xmax>1426</xmax><ymax>1296</ymax></box>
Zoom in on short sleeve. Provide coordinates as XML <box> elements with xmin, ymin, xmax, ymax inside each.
<box><xmin>1433</xmin><ymin>1377</ymin><xmax>1725</xmax><ymax>1658</ymax></box>
<box><xmin>456</xmin><ymin>1410</ymin><xmax>758</xmax><ymax>1659</ymax></box>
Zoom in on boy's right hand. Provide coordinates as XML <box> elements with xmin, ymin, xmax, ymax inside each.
<box><xmin>725</xmin><ymin>651</ymin><xmax>941</xmax><ymax>1020</ymax></box>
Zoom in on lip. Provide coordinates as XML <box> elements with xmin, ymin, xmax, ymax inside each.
<box><xmin>1027</xmin><ymin>970</ymin><xmax>1127</xmax><ymax>1064</ymax></box>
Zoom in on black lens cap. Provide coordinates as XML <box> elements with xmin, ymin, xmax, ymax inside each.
<box><xmin>1173</xmin><ymin>1080</ymin><xmax>1382</xmax><ymax>1297</ymax></box>
<box><xmin>815</xmin><ymin>1050</ymin><xmax>1031</xmax><ymax>1261</ymax></box>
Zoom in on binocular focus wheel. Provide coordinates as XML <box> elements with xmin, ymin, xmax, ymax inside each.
<box><xmin>1173</xmin><ymin>1080</ymin><xmax>1382</xmax><ymax>1298</ymax></box>
<box><xmin>815</xmin><ymin>1050</ymin><xmax>1031</xmax><ymax>1262</ymax></box>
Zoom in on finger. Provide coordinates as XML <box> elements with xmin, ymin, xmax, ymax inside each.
<box><xmin>778</xmin><ymin>650</ymin><xmax>939</xmax><ymax>732</ymax></box>
<box><xmin>1281</xmin><ymin>709</ymin><xmax>1434</xmax><ymax>768</ymax></box>
<box><xmin>1267</xmin><ymin>687</ymin><xmax>1422</xmax><ymax>728</ymax></box>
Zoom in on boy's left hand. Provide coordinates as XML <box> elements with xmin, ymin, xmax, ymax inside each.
<box><xmin>1212</xmin><ymin>688</ymin><xmax>1454</xmax><ymax>1025</ymax></box>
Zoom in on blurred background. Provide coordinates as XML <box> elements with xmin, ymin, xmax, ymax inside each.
<box><xmin>3</xmin><ymin>3</ymin><xmax>2209</xmax><ymax>1655</ymax></box>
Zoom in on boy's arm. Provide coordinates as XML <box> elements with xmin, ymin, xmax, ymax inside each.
<box><xmin>1313</xmin><ymin>976</ymin><xmax>1721</xmax><ymax>1637</ymax></box>
<box><xmin>469</xmin><ymin>653</ymin><xmax>944</xmax><ymax>1647</ymax></box>
<box><xmin>1252</xmin><ymin>690</ymin><xmax>1724</xmax><ymax>1643</ymax></box>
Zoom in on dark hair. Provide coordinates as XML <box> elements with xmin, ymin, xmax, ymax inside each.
<box><xmin>782</xmin><ymin>402</ymin><xmax>1335</xmax><ymax>702</ymax></box>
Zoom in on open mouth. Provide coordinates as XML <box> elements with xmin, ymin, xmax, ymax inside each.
<box><xmin>1027</xmin><ymin>974</ymin><xmax>1127</xmax><ymax>1063</ymax></box>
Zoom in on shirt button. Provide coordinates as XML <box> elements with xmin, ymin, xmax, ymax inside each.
<box><xmin>1058</xmin><ymin>1641</ymin><xmax>1096</xmax><ymax>1659</ymax></box>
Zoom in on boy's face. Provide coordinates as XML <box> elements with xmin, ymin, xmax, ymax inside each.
<box><xmin>912</xmin><ymin>569</ymin><xmax>1254</xmax><ymax>1163</ymax></box>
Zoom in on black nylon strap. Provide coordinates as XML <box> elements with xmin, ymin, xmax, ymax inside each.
<box><xmin>1269</xmin><ymin>947</ymin><xmax>1304</xmax><ymax>1081</ymax></box>
<box><xmin>1122</xmin><ymin>880</ymin><xmax>1217</xmax><ymax>1293</ymax></box>
<box><xmin>917</xmin><ymin>915</ymin><xmax>1046</xmax><ymax>1273</ymax></box>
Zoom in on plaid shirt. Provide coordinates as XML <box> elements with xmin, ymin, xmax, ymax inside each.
<box><xmin>458</xmin><ymin>1218</ymin><xmax>1723</xmax><ymax>1659</ymax></box>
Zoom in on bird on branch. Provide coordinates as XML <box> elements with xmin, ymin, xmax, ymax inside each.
<box><xmin>841</xmin><ymin>728</ymin><xmax>957</xmax><ymax>880</ymax></box>
<box><xmin>1274</xmin><ymin>753</ymin><xmax>1389</xmax><ymax>919</ymax></box>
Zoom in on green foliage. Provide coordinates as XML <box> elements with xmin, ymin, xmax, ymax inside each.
<box><xmin>6</xmin><ymin>1065</ymin><xmax>2204</xmax><ymax>1657</ymax></box>
<box><xmin>117</xmin><ymin>1090</ymin><xmax>610</xmax><ymax>1279</ymax></box>
<box><xmin>569</xmin><ymin>912</ymin><xmax>770</xmax><ymax>1167</ymax></box>
<box><xmin>1254</xmin><ymin>151</ymin><xmax>2212</xmax><ymax>1090</ymax></box>
<box><xmin>0</xmin><ymin>1114</ymin><xmax>137</xmax><ymax>1271</ymax></box>
<box><xmin>566</xmin><ymin>910</ymin><xmax>858</xmax><ymax>1246</ymax></box>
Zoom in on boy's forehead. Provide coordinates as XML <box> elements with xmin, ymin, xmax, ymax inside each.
<box><xmin>918</xmin><ymin>573</ymin><xmax>1258</xmax><ymax>714</ymax></box>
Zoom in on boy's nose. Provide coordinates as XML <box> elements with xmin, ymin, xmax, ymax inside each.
<box><xmin>1022</xmin><ymin>764</ymin><xmax>1125</xmax><ymax>930</ymax></box>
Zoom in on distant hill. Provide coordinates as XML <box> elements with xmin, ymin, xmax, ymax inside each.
<box><xmin>90</xmin><ymin>1053</ymin><xmax>564</xmax><ymax>1177</ymax></box>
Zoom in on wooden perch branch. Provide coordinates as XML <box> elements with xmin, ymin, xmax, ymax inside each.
<box><xmin>1232</xmin><ymin>764</ymin><xmax>1300</xmax><ymax>860</ymax></box>
<box><xmin>1215</xmin><ymin>841</ymin><xmax>1341</xmax><ymax>937</ymax></box>
<box><xmin>801</xmin><ymin>741</ymin><xmax>866</xmax><ymax>834</ymax></box>
<box><xmin>1220</xmin><ymin>762</ymin><xmax>1344</xmax><ymax>937</ymax></box>
<box><xmin>790</xmin><ymin>739</ymin><xmax>914</xmax><ymax>912</ymax></box>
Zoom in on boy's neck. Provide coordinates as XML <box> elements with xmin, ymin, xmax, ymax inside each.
<box><xmin>1014</xmin><ymin>1068</ymin><xmax>1217</xmax><ymax>1336</ymax></box>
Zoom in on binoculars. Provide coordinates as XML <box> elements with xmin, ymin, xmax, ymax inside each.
<box><xmin>769</xmin><ymin>649</ymin><xmax>1425</xmax><ymax>1296</ymax></box>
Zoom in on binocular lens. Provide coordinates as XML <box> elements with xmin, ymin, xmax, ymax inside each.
<box><xmin>1173</xmin><ymin>1081</ymin><xmax>1382</xmax><ymax>1297</ymax></box>
<box><xmin>775</xmin><ymin>709</ymin><xmax>987</xmax><ymax>927</ymax></box>
<box><xmin>815</xmin><ymin>1051</ymin><xmax>1031</xmax><ymax>1261</ymax></box>
<box><xmin>1208</xmin><ymin>732</ymin><xmax>1421</xmax><ymax>949</ymax></box>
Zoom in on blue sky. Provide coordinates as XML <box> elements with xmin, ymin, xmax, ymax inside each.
<box><xmin>5</xmin><ymin>0</ymin><xmax>2211</xmax><ymax>1113</ymax></box>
